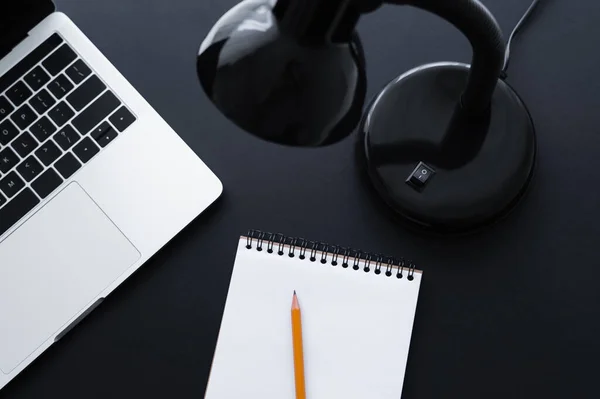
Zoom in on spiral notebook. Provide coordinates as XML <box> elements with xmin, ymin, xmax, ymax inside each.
<box><xmin>204</xmin><ymin>231</ymin><xmax>423</xmax><ymax>399</ymax></box>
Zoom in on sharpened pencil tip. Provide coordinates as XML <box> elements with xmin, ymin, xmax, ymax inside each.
<box><xmin>292</xmin><ymin>291</ymin><xmax>300</xmax><ymax>309</ymax></box>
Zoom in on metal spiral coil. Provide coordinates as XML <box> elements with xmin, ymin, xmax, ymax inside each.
<box><xmin>245</xmin><ymin>230</ymin><xmax>417</xmax><ymax>280</ymax></box>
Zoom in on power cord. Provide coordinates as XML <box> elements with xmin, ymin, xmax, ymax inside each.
<box><xmin>501</xmin><ymin>0</ymin><xmax>541</xmax><ymax>78</ymax></box>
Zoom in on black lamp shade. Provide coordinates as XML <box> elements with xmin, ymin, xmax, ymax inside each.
<box><xmin>197</xmin><ymin>0</ymin><xmax>366</xmax><ymax>147</ymax></box>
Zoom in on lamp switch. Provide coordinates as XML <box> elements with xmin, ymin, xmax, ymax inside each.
<box><xmin>407</xmin><ymin>162</ymin><xmax>435</xmax><ymax>190</ymax></box>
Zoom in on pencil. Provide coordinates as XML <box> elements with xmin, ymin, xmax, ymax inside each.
<box><xmin>291</xmin><ymin>291</ymin><xmax>306</xmax><ymax>399</ymax></box>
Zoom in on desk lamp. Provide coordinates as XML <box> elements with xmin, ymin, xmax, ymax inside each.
<box><xmin>197</xmin><ymin>0</ymin><xmax>537</xmax><ymax>234</ymax></box>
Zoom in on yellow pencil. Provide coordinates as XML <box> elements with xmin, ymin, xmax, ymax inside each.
<box><xmin>291</xmin><ymin>291</ymin><xmax>306</xmax><ymax>399</ymax></box>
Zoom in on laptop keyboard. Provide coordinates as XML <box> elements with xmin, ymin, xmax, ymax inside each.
<box><xmin>0</xmin><ymin>34</ymin><xmax>136</xmax><ymax>237</ymax></box>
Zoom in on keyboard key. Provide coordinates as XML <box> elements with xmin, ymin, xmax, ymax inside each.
<box><xmin>73</xmin><ymin>137</ymin><xmax>99</xmax><ymax>163</ymax></box>
<box><xmin>48</xmin><ymin>102</ymin><xmax>75</xmax><ymax>127</ymax></box>
<box><xmin>65</xmin><ymin>60</ymin><xmax>92</xmax><ymax>85</ymax></box>
<box><xmin>72</xmin><ymin>91</ymin><xmax>121</xmax><ymax>135</ymax></box>
<box><xmin>0</xmin><ymin>96</ymin><xmax>14</xmax><ymax>121</ymax></box>
<box><xmin>0</xmin><ymin>171</ymin><xmax>25</xmax><ymax>198</ymax></box>
<box><xmin>16</xmin><ymin>156</ymin><xmax>43</xmax><ymax>182</ymax></box>
<box><xmin>30</xmin><ymin>116</ymin><xmax>57</xmax><ymax>142</ymax></box>
<box><xmin>31</xmin><ymin>168</ymin><xmax>63</xmax><ymax>199</ymax></box>
<box><xmin>24</xmin><ymin>66</ymin><xmax>51</xmax><ymax>91</ymax></box>
<box><xmin>35</xmin><ymin>140</ymin><xmax>62</xmax><ymax>166</ymax></box>
<box><xmin>0</xmin><ymin>120</ymin><xmax>19</xmax><ymax>145</ymax></box>
<box><xmin>11</xmin><ymin>132</ymin><xmax>38</xmax><ymax>157</ymax></box>
<box><xmin>0</xmin><ymin>192</ymin><xmax>6</xmax><ymax>208</ymax></box>
<box><xmin>90</xmin><ymin>121</ymin><xmax>112</xmax><ymax>140</ymax></box>
<box><xmin>10</xmin><ymin>104</ymin><xmax>37</xmax><ymax>130</ymax></box>
<box><xmin>55</xmin><ymin>152</ymin><xmax>81</xmax><ymax>178</ymax></box>
<box><xmin>67</xmin><ymin>75</ymin><xmax>106</xmax><ymax>111</ymax></box>
<box><xmin>0</xmin><ymin>34</ymin><xmax>63</xmax><ymax>94</ymax></box>
<box><xmin>0</xmin><ymin>188</ymin><xmax>40</xmax><ymax>236</ymax></box>
<box><xmin>48</xmin><ymin>74</ymin><xmax>74</xmax><ymax>100</ymax></box>
<box><xmin>0</xmin><ymin>148</ymin><xmax>19</xmax><ymax>173</ymax></box>
<box><xmin>92</xmin><ymin>122</ymin><xmax>118</xmax><ymax>147</ymax></box>
<box><xmin>6</xmin><ymin>81</ymin><xmax>33</xmax><ymax>107</ymax></box>
<box><xmin>109</xmin><ymin>106</ymin><xmax>136</xmax><ymax>132</ymax></box>
<box><xmin>29</xmin><ymin>89</ymin><xmax>56</xmax><ymax>114</ymax></box>
<box><xmin>42</xmin><ymin>44</ymin><xmax>77</xmax><ymax>75</ymax></box>
<box><xmin>54</xmin><ymin>125</ymin><xmax>80</xmax><ymax>150</ymax></box>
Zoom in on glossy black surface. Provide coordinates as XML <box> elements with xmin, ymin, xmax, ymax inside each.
<box><xmin>200</xmin><ymin>0</ymin><xmax>533</xmax><ymax>233</ymax></box>
<box><xmin>362</xmin><ymin>63</ymin><xmax>536</xmax><ymax>234</ymax></box>
<box><xmin>4</xmin><ymin>1</ymin><xmax>600</xmax><ymax>398</ymax></box>
<box><xmin>197</xmin><ymin>0</ymin><xmax>366</xmax><ymax>146</ymax></box>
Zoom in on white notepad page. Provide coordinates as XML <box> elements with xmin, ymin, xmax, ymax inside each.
<box><xmin>205</xmin><ymin>237</ymin><xmax>422</xmax><ymax>399</ymax></box>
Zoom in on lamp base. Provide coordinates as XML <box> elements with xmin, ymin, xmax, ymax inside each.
<box><xmin>361</xmin><ymin>63</ymin><xmax>536</xmax><ymax>235</ymax></box>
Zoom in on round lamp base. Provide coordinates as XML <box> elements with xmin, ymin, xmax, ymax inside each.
<box><xmin>361</xmin><ymin>63</ymin><xmax>536</xmax><ymax>235</ymax></box>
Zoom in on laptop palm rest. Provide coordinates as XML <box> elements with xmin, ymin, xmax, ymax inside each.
<box><xmin>0</xmin><ymin>183</ymin><xmax>140</xmax><ymax>374</ymax></box>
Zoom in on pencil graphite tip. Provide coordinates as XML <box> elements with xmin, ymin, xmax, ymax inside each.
<box><xmin>292</xmin><ymin>291</ymin><xmax>300</xmax><ymax>309</ymax></box>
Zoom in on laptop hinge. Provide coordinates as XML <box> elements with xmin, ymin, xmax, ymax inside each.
<box><xmin>0</xmin><ymin>34</ymin><xmax>29</xmax><ymax>60</ymax></box>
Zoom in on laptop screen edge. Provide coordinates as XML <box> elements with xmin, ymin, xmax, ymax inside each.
<box><xmin>0</xmin><ymin>0</ymin><xmax>56</xmax><ymax>59</ymax></box>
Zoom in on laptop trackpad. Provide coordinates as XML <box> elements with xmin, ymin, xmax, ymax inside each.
<box><xmin>0</xmin><ymin>183</ymin><xmax>140</xmax><ymax>374</ymax></box>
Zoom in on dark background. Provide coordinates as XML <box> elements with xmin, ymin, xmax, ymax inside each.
<box><xmin>3</xmin><ymin>0</ymin><xmax>600</xmax><ymax>398</ymax></box>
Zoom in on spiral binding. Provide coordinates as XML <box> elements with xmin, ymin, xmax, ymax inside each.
<box><xmin>245</xmin><ymin>230</ymin><xmax>417</xmax><ymax>280</ymax></box>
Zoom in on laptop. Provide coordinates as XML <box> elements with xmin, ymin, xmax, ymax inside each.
<box><xmin>0</xmin><ymin>0</ymin><xmax>222</xmax><ymax>389</ymax></box>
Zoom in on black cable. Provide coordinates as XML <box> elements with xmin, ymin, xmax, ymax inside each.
<box><xmin>502</xmin><ymin>0</ymin><xmax>541</xmax><ymax>76</ymax></box>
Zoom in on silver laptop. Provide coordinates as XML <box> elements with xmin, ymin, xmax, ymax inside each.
<box><xmin>0</xmin><ymin>0</ymin><xmax>222</xmax><ymax>389</ymax></box>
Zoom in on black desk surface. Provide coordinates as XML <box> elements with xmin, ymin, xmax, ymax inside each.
<box><xmin>3</xmin><ymin>0</ymin><xmax>600</xmax><ymax>398</ymax></box>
